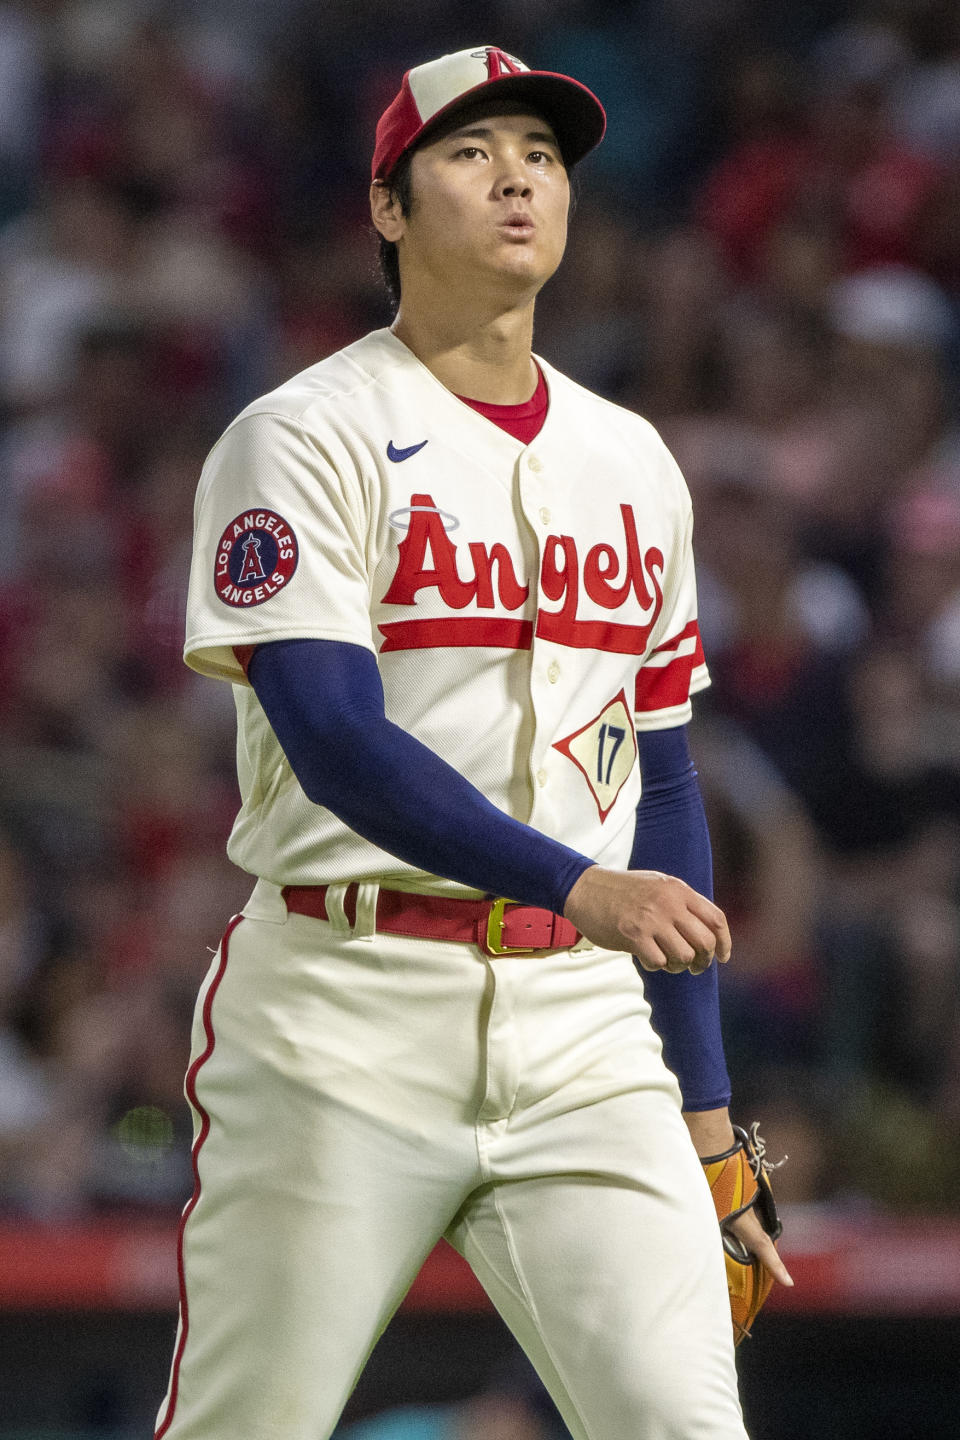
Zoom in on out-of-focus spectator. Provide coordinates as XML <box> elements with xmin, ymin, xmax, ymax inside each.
<box><xmin>0</xmin><ymin>832</ymin><xmax>56</xmax><ymax>1181</ymax></box>
<box><xmin>883</xmin><ymin>487</ymin><xmax>960</xmax><ymax>694</ymax></box>
<box><xmin>533</xmin><ymin>200</ymin><xmax>649</xmax><ymax>397</ymax></box>
<box><xmin>0</xmin><ymin>1</ymin><xmax>42</xmax><ymax>224</ymax></box>
<box><xmin>698</xmin><ymin>17</ymin><xmax>943</xmax><ymax>281</ymax></box>
<box><xmin>890</xmin><ymin>3</ymin><xmax>960</xmax><ymax>164</ymax></box>
<box><xmin>0</xmin><ymin>178</ymin><xmax>132</xmax><ymax>408</ymax></box>
<box><xmin>694</xmin><ymin>720</ymin><xmax>822</xmax><ymax>1094</ymax></box>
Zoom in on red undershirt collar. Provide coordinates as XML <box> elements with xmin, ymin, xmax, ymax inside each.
<box><xmin>455</xmin><ymin>363</ymin><xmax>548</xmax><ymax>445</ymax></box>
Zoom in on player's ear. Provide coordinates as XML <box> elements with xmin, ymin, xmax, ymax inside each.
<box><xmin>370</xmin><ymin>180</ymin><xmax>405</xmax><ymax>243</ymax></box>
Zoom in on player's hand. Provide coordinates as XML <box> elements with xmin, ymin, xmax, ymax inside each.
<box><xmin>562</xmin><ymin>865</ymin><xmax>731</xmax><ymax>973</ymax></box>
<box><xmin>725</xmin><ymin>1206</ymin><xmax>794</xmax><ymax>1288</ymax></box>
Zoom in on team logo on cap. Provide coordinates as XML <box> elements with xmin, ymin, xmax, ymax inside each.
<box><xmin>470</xmin><ymin>47</ymin><xmax>526</xmax><ymax>78</ymax></box>
<box><xmin>214</xmin><ymin>509</ymin><xmax>299</xmax><ymax>608</ymax></box>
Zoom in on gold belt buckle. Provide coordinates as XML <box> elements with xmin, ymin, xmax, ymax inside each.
<box><xmin>485</xmin><ymin>897</ymin><xmax>537</xmax><ymax>955</ymax></box>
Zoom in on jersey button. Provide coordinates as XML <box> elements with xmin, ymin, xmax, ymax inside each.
<box><xmin>547</xmin><ymin>660</ymin><xmax>560</xmax><ymax>683</ymax></box>
<box><xmin>528</xmin><ymin>455</ymin><xmax>543</xmax><ymax>473</ymax></box>
<box><xmin>539</xmin><ymin>506</ymin><xmax>551</xmax><ymax>526</ymax></box>
<box><xmin>536</xmin><ymin>768</ymin><xmax>548</xmax><ymax>786</ymax></box>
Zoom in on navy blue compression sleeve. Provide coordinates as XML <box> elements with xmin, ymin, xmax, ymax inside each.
<box><xmin>633</xmin><ymin>726</ymin><xmax>732</xmax><ymax>1111</ymax></box>
<box><xmin>246</xmin><ymin>638</ymin><xmax>594</xmax><ymax>914</ymax></box>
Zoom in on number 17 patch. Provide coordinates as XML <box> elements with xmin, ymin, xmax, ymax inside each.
<box><xmin>553</xmin><ymin>690</ymin><xmax>637</xmax><ymax>820</ymax></box>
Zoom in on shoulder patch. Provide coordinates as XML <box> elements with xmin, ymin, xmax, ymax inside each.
<box><xmin>214</xmin><ymin>509</ymin><xmax>299</xmax><ymax>608</ymax></box>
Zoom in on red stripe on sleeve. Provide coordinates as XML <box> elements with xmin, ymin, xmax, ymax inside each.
<box><xmin>635</xmin><ymin>623</ymin><xmax>705</xmax><ymax>713</ymax></box>
<box><xmin>650</xmin><ymin>619</ymin><xmax>701</xmax><ymax>656</ymax></box>
<box><xmin>233</xmin><ymin>644</ymin><xmax>257</xmax><ymax>676</ymax></box>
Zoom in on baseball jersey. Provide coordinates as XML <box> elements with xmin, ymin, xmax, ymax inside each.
<box><xmin>184</xmin><ymin>328</ymin><xmax>709</xmax><ymax>895</ymax></box>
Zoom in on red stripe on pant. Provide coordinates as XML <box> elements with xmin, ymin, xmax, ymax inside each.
<box><xmin>155</xmin><ymin>913</ymin><xmax>244</xmax><ymax>1439</ymax></box>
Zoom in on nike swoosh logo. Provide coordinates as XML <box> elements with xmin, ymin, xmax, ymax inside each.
<box><xmin>387</xmin><ymin>439</ymin><xmax>428</xmax><ymax>463</ymax></box>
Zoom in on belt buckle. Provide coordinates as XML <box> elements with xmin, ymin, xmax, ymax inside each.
<box><xmin>485</xmin><ymin>897</ymin><xmax>537</xmax><ymax>955</ymax></box>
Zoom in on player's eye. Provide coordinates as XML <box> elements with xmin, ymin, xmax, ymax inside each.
<box><xmin>456</xmin><ymin>145</ymin><xmax>485</xmax><ymax>160</ymax></box>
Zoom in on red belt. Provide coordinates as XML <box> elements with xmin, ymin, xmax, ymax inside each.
<box><xmin>281</xmin><ymin>884</ymin><xmax>580</xmax><ymax>957</ymax></box>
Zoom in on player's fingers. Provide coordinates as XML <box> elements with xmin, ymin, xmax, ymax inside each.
<box><xmin>654</xmin><ymin>932</ymin><xmax>698</xmax><ymax>974</ymax></box>
<box><xmin>685</xmin><ymin>892</ymin><xmax>732</xmax><ymax>963</ymax></box>
<box><xmin>728</xmin><ymin>1212</ymin><xmax>794</xmax><ymax>1287</ymax></box>
<box><xmin>751</xmin><ymin>1232</ymin><xmax>793</xmax><ymax>1287</ymax></box>
<box><xmin>673</xmin><ymin>913</ymin><xmax>720</xmax><ymax>967</ymax></box>
<box><xmin>716</xmin><ymin>917</ymin><xmax>732</xmax><ymax>964</ymax></box>
<box><xmin>633</xmin><ymin>936</ymin><xmax>669</xmax><ymax>972</ymax></box>
<box><xmin>635</xmin><ymin>921</ymin><xmax>710</xmax><ymax>976</ymax></box>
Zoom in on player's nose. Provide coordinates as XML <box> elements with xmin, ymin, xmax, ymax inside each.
<box><xmin>494</xmin><ymin>170</ymin><xmax>533</xmax><ymax>200</ymax></box>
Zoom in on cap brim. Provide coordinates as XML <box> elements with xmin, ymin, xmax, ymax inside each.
<box><xmin>404</xmin><ymin>70</ymin><xmax>606</xmax><ymax>172</ymax></box>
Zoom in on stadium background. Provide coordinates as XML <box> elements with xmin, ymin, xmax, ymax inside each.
<box><xmin>0</xmin><ymin>0</ymin><xmax>959</xmax><ymax>1436</ymax></box>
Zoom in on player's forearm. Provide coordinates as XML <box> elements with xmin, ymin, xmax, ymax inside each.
<box><xmin>632</xmin><ymin>726</ymin><xmax>732</xmax><ymax>1110</ymax></box>
<box><xmin>247</xmin><ymin>638</ymin><xmax>594</xmax><ymax>914</ymax></box>
<box><xmin>682</xmin><ymin>1107</ymin><xmax>736</xmax><ymax>1158</ymax></box>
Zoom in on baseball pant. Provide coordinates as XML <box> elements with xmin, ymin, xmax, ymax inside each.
<box><xmin>155</xmin><ymin>878</ymin><xmax>747</xmax><ymax>1440</ymax></box>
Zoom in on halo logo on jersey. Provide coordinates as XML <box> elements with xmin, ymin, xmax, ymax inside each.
<box><xmin>214</xmin><ymin>509</ymin><xmax>299</xmax><ymax>608</ymax></box>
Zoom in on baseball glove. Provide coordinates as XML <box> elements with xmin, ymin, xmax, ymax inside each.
<box><xmin>701</xmin><ymin>1122</ymin><xmax>784</xmax><ymax>1344</ymax></box>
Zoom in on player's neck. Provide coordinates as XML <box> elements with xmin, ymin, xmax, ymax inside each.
<box><xmin>391</xmin><ymin>299</ymin><xmax>537</xmax><ymax>405</ymax></box>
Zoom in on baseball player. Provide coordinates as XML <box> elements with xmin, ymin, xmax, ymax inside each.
<box><xmin>156</xmin><ymin>45</ymin><xmax>790</xmax><ymax>1440</ymax></box>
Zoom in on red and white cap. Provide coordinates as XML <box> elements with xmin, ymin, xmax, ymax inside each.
<box><xmin>372</xmin><ymin>45</ymin><xmax>606</xmax><ymax>181</ymax></box>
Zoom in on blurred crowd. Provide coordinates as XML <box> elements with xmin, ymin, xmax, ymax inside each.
<box><xmin>1</xmin><ymin>0</ymin><xmax>959</xmax><ymax>1221</ymax></box>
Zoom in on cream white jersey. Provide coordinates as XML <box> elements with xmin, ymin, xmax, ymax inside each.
<box><xmin>184</xmin><ymin>328</ymin><xmax>709</xmax><ymax>895</ymax></box>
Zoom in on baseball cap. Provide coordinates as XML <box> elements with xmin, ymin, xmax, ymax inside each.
<box><xmin>372</xmin><ymin>45</ymin><xmax>606</xmax><ymax>181</ymax></box>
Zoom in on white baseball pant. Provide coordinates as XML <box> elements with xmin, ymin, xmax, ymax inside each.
<box><xmin>155</xmin><ymin>878</ymin><xmax>747</xmax><ymax>1440</ymax></box>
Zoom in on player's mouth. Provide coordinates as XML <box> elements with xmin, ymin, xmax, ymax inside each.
<box><xmin>499</xmin><ymin>214</ymin><xmax>536</xmax><ymax>238</ymax></box>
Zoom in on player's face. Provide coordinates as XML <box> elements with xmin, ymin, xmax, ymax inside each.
<box><xmin>392</xmin><ymin>111</ymin><xmax>570</xmax><ymax>303</ymax></box>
